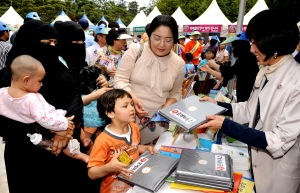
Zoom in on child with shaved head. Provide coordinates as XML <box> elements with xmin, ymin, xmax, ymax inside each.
<box><xmin>0</xmin><ymin>55</ymin><xmax>89</xmax><ymax>163</ymax></box>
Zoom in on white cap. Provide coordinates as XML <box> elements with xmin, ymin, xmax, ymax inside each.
<box><xmin>27</xmin><ymin>133</ymin><xmax>42</xmax><ymax>145</ymax></box>
<box><xmin>117</xmin><ymin>34</ymin><xmax>133</xmax><ymax>40</ymax></box>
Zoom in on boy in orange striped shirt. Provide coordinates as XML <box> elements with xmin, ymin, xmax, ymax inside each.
<box><xmin>88</xmin><ymin>89</ymin><xmax>157</xmax><ymax>193</ymax></box>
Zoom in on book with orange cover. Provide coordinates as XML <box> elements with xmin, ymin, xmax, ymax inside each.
<box><xmin>170</xmin><ymin>182</ymin><xmax>227</xmax><ymax>193</ymax></box>
<box><xmin>232</xmin><ymin>172</ymin><xmax>243</xmax><ymax>193</ymax></box>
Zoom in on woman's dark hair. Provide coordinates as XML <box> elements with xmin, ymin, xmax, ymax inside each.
<box><xmin>106</xmin><ymin>28</ymin><xmax>127</xmax><ymax>46</ymax></box>
<box><xmin>145</xmin><ymin>23</ymin><xmax>151</xmax><ymax>35</ymax></box>
<box><xmin>185</xmin><ymin>52</ymin><xmax>193</xmax><ymax>62</ymax></box>
<box><xmin>97</xmin><ymin>89</ymin><xmax>132</xmax><ymax>125</ymax></box>
<box><xmin>148</xmin><ymin>15</ymin><xmax>178</xmax><ymax>43</ymax></box>
<box><xmin>210</xmin><ymin>39</ymin><xmax>218</xmax><ymax>46</ymax></box>
<box><xmin>206</xmin><ymin>47</ymin><xmax>216</xmax><ymax>59</ymax></box>
<box><xmin>246</xmin><ymin>9</ymin><xmax>299</xmax><ymax>61</ymax></box>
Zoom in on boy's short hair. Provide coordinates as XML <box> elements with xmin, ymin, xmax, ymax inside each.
<box><xmin>206</xmin><ymin>47</ymin><xmax>216</xmax><ymax>59</ymax></box>
<box><xmin>185</xmin><ymin>52</ymin><xmax>193</xmax><ymax>62</ymax></box>
<box><xmin>97</xmin><ymin>89</ymin><xmax>132</xmax><ymax>125</ymax></box>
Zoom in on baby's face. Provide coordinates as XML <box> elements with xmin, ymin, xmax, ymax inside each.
<box><xmin>26</xmin><ymin>66</ymin><xmax>45</xmax><ymax>93</ymax></box>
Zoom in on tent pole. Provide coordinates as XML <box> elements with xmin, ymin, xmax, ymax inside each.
<box><xmin>227</xmin><ymin>0</ymin><xmax>246</xmax><ymax>100</ymax></box>
<box><xmin>237</xmin><ymin>0</ymin><xmax>246</xmax><ymax>32</ymax></box>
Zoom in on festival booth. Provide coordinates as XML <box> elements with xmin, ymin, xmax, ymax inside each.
<box><xmin>229</xmin><ymin>0</ymin><xmax>269</xmax><ymax>36</ymax></box>
<box><xmin>132</xmin><ymin>6</ymin><xmax>162</xmax><ymax>37</ymax></box>
<box><xmin>50</xmin><ymin>10</ymin><xmax>71</xmax><ymax>26</ymax></box>
<box><xmin>0</xmin><ymin>6</ymin><xmax>23</xmax><ymax>30</ymax></box>
<box><xmin>171</xmin><ymin>6</ymin><xmax>193</xmax><ymax>34</ymax></box>
<box><xmin>185</xmin><ymin>0</ymin><xmax>232</xmax><ymax>42</ymax></box>
<box><xmin>127</xmin><ymin>10</ymin><xmax>146</xmax><ymax>33</ymax></box>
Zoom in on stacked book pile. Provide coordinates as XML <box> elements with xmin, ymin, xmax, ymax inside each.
<box><xmin>211</xmin><ymin>144</ymin><xmax>250</xmax><ymax>171</ymax></box>
<box><xmin>175</xmin><ymin>149</ymin><xmax>234</xmax><ymax>192</ymax></box>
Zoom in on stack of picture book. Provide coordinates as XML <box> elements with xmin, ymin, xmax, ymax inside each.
<box><xmin>117</xmin><ymin>151</ymin><xmax>178</xmax><ymax>193</ymax></box>
<box><xmin>211</xmin><ymin>144</ymin><xmax>250</xmax><ymax>171</ymax></box>
<box><xmin>174</xmin><ymin>149</ymin><xmax>234</xmax><ymax>191</ymax></box>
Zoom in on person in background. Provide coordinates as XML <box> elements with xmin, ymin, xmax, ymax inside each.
<box><xmin>198</xmin><ymin>37</ymin><xmax>205</xmax><ymax>49</ymax></box>
<box><xmin>85</xmin><ymin>24</ymin><xmax>110</xmax><ymax>66</ymax></box>
<box><xmin>178</xmin><ymin>35</ymin><xmax>186</xmax><ymax>60</ymax></box>
<box><xmin>215</xmin><ymin>41</ymin><xmax>229</xmax><ymax>65</ymax></box>
<box><xmin>201</xmin><ymin>31</ymin><xmax>259</xmax><ymax>102</ymax></box>
<box><xmin>184</xmin><ymin>32</ymin><xmax>191</xmax><ymax>45</ymax></box>
<box><xmin>140</xmin><ymin>23</ymin><xmax>150</xmax><ymax>44</ymax></box>
<box><xmin>88</xmin><ymin>89</ymin><xmax>157</xmax><ymax>193</ymax></box>
<box><xmin>99</xmin><ymin>28</ymin><xmax>132</xmax><ymax>86</ymax></box>
<box><xmin>185</xmin><ymin>30</ymin><xmax>203</xmax><ymax>72</ymax></box>
<box><xmin>10</xmin><ymin>12</ymin><xmax>41</xmax><ymax>44</ymax></box>
<box><xmin>114</xmin><ymin>15</ymin><xmax>185</xmax><ymax>145</ymax></box>
<box><xmin>56</xmin><ymin>21</ymin><xmax>88</xmax><ymax>83</ymax></box>
<box><xmin>198</xmin><ymin>9</ymin><xmax>300</xmax><ymax>192</ymax></box>
<box><xmin>53</xmin><ymin>20</ymin><xmax>63</xmax><ymax>32</ymax></box>
<box><xmin>108</xmin><ymin>21</ymin><xmax>119</xmax><ymax>28</ymax></box>
<box><xmin>209</xmin><ymin>35</ymin><xmax>219</xmax><ymax>53</ymax></box>
<box><xmin>78</xmin><ymin>18</ymin><xmax>95</xmax><ymax>48</ymax></box>
<box><xmin>97</xmin><ymin>20</ymin><xmax>108</xmax><ymax>27</ymax></box>
<box><xmin>0</xmin><ymin>21</ymin><xmax>11</xmax><ymax>70</ymax></box>
<box><xmin>184</xmin><ymin>52</ymin><xmax>195</xmax><ymax>78</ymax></box>
<box><xmin>137</xmin><ymin>34</ymin><xmax>141</xmax><ymax>42</ymax></box>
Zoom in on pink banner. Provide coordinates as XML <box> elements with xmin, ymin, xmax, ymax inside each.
<box><xmin>228</xmin><ymin>25</ymin><xmax>247</xmax><ymax>33</ymax></box>
<box><xmin>183</xmin><ymin>25</ymin><xmax>222</xmax><ymax>33</ymax></box>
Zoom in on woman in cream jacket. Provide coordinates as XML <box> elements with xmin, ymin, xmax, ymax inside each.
<box><xmin>198</xmin><ymin>10</ymin><xmax>300</xmax><ymax>193</ymax></box>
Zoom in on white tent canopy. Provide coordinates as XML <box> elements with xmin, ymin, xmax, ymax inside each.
<box><xmin>193</xmin><ymin>0</ymin><xmax>232</xmax><ymax>37</ymax></box>
<box><xmin>234</xmin><ymin>0</ymin><xmax>269</xmax><ymax>25</ymax></box>
<box><xmin>142</xmin><ymin>6</ymin><xmax>161</xmax><ymax>26</ymax></box>
<box><xmin>172</xmin><ymin>6</ymin><xmax>192</xmax><ymax>32</ymax></box>
<box><xmin>51</xmin><ymin>11</ymin><xmax>71</xmax><ymax>25</ymax></box>
<box><xmin>0</xmin><ymin>6</ymin><xmax>23</xmax><ymax>29</ymax></box>
<box><xmin>127</xmin><ymin>10</ymin><xmax>146</xmax><ymax>30</ymax></box>
<box><xmin>81</xmin><ymin>14</ymin><xmax>96</xmax><ymax>28</ymax></box>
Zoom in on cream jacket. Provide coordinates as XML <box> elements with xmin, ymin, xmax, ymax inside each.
<box><xmin>232</xmin><ymin>56</ymin><xmax>300</xmax><ymax>193</ymax></box>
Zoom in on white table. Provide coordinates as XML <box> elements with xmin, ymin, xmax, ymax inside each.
<box><xmin>153</xmin><ymin>131</ymin><xmax>253</xmax><ymax>193</ymax></box>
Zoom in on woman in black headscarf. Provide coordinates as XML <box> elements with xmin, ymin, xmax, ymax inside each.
<box><xmin>0</xmin><ymin>20</ymin><xmax>95</xmax><ymax>193</ymax></box>
<box><xmin>56</xmin><ymin>21</ymin><xmax>88</xmax><ymax>83</ymax></box>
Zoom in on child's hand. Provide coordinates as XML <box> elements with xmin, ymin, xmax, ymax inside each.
<box><xmin>66</xmin><ymin>115</ymin><xmax>75</xmax><ymax>130</ymax></box>
<box><xmin>138</xmin><ymin>145</ymin><xmax>158</xmax><ymax>154</ymax></box>
<box><xmin>107</xmin><ymin>153</ymin><xmax>134</xmax><ymax>179</ymax></box>
<box><xmin>96</xmin><ymin>76</ymin><xmax>108</xmax><ymax>88</ymax></box>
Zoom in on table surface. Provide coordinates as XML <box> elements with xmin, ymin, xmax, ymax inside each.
<box><xmin>152</xmin><ymin>131</ymin><xmax>253</xmax><ymax>193</ymax></box>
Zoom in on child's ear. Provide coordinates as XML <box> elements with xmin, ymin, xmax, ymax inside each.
<box><xmin>22</xmin><ymin>76</ymin><xmax>30</xmax><ymax>86</ymax></box>
<box><xmin>106</xmin><ymin>111</ymin><xmax>115</xmax><ymax>119</ymax></box>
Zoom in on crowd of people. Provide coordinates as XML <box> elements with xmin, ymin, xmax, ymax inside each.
<box><xmin>0</xmin><ymin>7</ymin><xmax>300</xmax><ymax>193</ymax></box>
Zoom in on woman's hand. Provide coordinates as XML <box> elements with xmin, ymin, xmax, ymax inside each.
<box><xmin>196</xmin><ymin>115</ymin><xmax>225</xmax><ymax>130</ymax></box>
<box><xmin>96</xmin><ymin>76</ymin><xmax>108</xmax><ymax>88</ymax></box>
<box><xmin>107</xmin><ymin>153</ymin><xmax>134</xmax><ymax>179</ymax></box>
<box><xmin>132</xmin><ymin>96</ymin><xmax>148</xmax><ymax>116</ymax></box>
<box><xmin>51</xmin><ymin>134</ymin><xmax>70</xmax><ymax>156</ymax></box>
<box><xmin>200</xmin><ymin>65</ymin><xmax>211</xmax><ymax>73</ymax></box>
<box><xmin>199</xmin><ymin>97</ymin><xmax>217</xmax><ymax>105</ymax></box>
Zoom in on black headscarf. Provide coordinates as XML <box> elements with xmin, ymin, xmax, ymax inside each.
<box><xmin>57</xmin><ymin>21</ymin><xmax>87</xmax><ymax>82</ymax></box>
